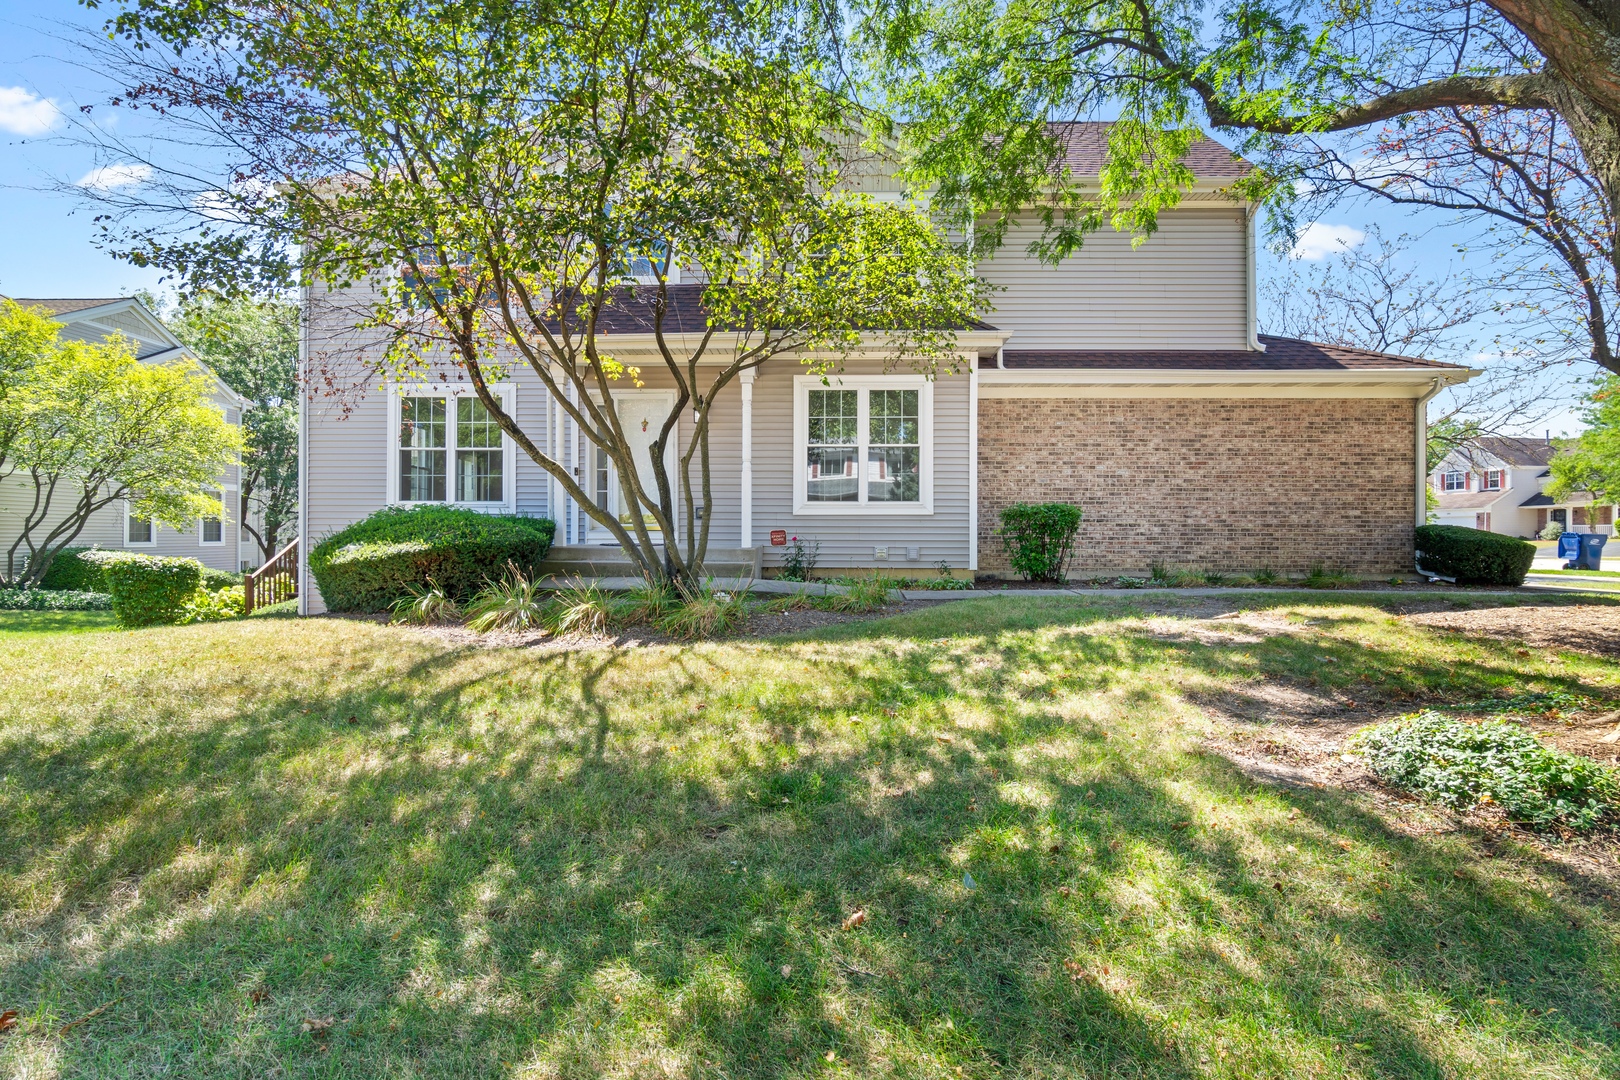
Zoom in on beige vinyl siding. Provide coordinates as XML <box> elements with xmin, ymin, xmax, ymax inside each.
<box><xmin>750</xmin><ymin>356</ymin><xmax>973</xmax><ymax>573</ymax></box>
<box><xmin>0</xmin><ymin>479</ymin><xmax>242</xmax><ymax>575</ymax></box>
<box><xmin>978</xmin><ymin>207</ymin><xmax>1249</xmax><ymax>350</ymax></box>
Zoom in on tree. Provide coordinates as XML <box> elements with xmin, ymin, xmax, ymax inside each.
<box><xmin>1547</xmin><ymin>375</ymin><xmax>1620</xmax><ymax>509</ymax></box>
<box><xmin>1262</xmin><ymin>226</ymin><xmax>1558</xmax><ymax>455</ymax></box>
<box><xmin>78</xmin><ymin>0</ymin><xmax>983</xmax><ymax>587</ymax></box>
<box><xmin>160</xmin><ymin>294</ymin><xmax>299</xmax><ymax>561</ymax></box>
<box><xmin>0</xmin><ymin>301</ymin><xmax>244</xmax><ymax>587</ymax></box>
<box><xmin>863</xmin><ymin>0</ymin><xmax>1620</xmax><ymax>370</ymax></box>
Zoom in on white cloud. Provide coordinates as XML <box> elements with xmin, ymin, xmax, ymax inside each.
<box><xmin>1289</xmin><ymin>222</ymin><xmax>1366</xmax><ymax>261</ymax></box>
<box><xmin>0</xmin><ymin>86</ymin><xmax>62</xmax><ymax>137</ymax></box>
<box><xmin>77</xmin><ymin>162</ymin><xmax>152</xmax><ymax>192</ymax></box>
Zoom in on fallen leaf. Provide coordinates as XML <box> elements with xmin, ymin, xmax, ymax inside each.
<box><xmin>841</xmin><ymin>909</ymin><xmax>867</xmax><ymax>930</ymax></box>
<box><xmin>248</xmin><ymin>988</ymin><xmax>269</xmax><ymax>1005</ymax></box>
<box><xmin>0</xmin><ymin>1010</ymin><xmax>17</xmax><ymax>1034</ymax></box>
<box><xmin>780</xmin><ymin>965</ymin><xmax>793</xmax><ymax>978</ymax></box>
<box><xmin>1048</xmin><ymin>843</ymin><xmax>1062</xmax><ymax>855</ymax></box>
<box><xmin>302</xmin><ymin>1016</ymin><xmax>335</xmax><ymax>1035</ymax></box>
<box><xmin>58</xmin><ymin>997</ymin><xmax>122</xmax><ymax>1036</ymax></box>
<box><xmin>825</xmin><ymin>1050</ymin><xmax>836</xmax><ymax>1062</ymax></box>
<box><xmin>321</xmin><ymin>953</ymin><xmax>334</xmax><ymax>965</ymax></box>
<box><xmin>1273</xmin><ymin>882</ymin><xmax>1285</xmax><ymax>893</ymax></box>
<box><xmin>1057</xmin><ymin>886</ymin><xmax>1072</xmax><ymax>897</ymax></box>
<box><xmin>962</xmin><ymin>871</ymin><xmax>977</xmax><ymax>891</ymax></box>
<box><xmin>934</xmin><ymin>733</ymin><xmax>954</xmax><ymax>743</ymax></box>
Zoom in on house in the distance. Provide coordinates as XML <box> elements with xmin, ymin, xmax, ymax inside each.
<box><xmin>0</xmin><ymin>296</ymin><xmax>248</xmax><ymax>573</ymax></box>
<box><xmin>1428</xmin><ymin>436</ymin><xmax>1610</xmax><ymax>537</ymax></box>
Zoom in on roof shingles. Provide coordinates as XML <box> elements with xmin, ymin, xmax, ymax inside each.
<box><xmin>1001</xmin><ymin>335</ymin><xmax>1464</xmax><ymax>372</ymax></box>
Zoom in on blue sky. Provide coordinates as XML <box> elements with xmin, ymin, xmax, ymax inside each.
<box><xmin>0</xmin><ymin>0</ymin><xmax>1592</xmax><ymax>433</ymax></box>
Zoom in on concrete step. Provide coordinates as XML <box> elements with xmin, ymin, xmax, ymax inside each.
<box><xmin>537</xmin><ymin>544</ymin><xmax>761</xmax><ymax>582</ymax></box>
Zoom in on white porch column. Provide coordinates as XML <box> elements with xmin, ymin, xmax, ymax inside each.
<box><xmin>740</xmin><ymin>369</ymin><xmax>755</xmax><ymax>548</ymax></box>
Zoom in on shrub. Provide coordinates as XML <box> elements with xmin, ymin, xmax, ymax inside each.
<box><xmin>997</xmin><ymin>503</ymin><xmax>1082</xmax><ymax>582</ymax></box>
<box><xmin>309</xmin><ymin>506</ymin><xmax>556</xmax><ymax>612</ymax></box>
<box><xmin>200</xmin><ymin>566</ymin><xmax>244</xmax><ymax>590</ymax></box>
<box><xmin>465</xmin><ymin>568</ymin><xmax>546</xmax><ymax>633</ymax></box>
<box><xmin>83</xmin><ymin>552</ymin><xmax>204</xmax><ymax>627</ymax></box>
<box><xmin>0</xmin><ymin>588</ymin><xmax>113</xmax><ymax>611</ymax></box>
<box><xmin>1539</xmin><ymin>520</ymin><xmax>1565</xmax><ymax>541</ymax></box>
<box><xmin>391</xmin><ymin>580</ymin><xmax>462</xmax><ymax>625</ymax></box>
<box><xmin>179</xmin><ymin>586</ymin><xmax>246</xmax><ymax>624</ymax></box>
<box><xmin>1353</xmin><ymin>711</ymin><xmax>1620</xmax><ymax>831</ymax></box>
<box><xmin>779</xmin><ymin>536</ymin><xmax>819</xmax><ymax>582</ymax></box>
<box><xmin>34</xmin><ymin>547</ymin><xmax>107</xmax><ymax>592</ymax></box>
<box><xmin>1414</xmin><ymin>524</ymin><xmax>1536</xmax><ymax>585</ymax></box>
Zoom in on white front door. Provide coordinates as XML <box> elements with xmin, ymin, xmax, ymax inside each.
<box><xmin>584</xmin><ymin>390</ymin><xmax>678</xmax><ymax>544</ymax></box>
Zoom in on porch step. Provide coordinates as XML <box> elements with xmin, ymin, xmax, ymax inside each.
<box><xmin>537</xmin><ymin>544</ymin><xmax>762</xmax><ymax>583</ymax></box>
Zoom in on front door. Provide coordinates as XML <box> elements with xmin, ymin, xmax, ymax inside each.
<box><xmin>584</xmin><ymin>390</ymin><xmax>678</xmax><ymax>544</ymax></box>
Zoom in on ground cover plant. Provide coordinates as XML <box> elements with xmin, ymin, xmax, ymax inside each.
<box><xmin>3</xmin><ymin>595</ymin><xmax>1620</xmax><ymax>1078</ymax></box>
<box><xmin>1353</xmin><ymin>711</ymin><xmax>1620</xmax><ymax>830</ymax></box>
<box><xmin>0</xmin><ymin>589</ymin><xmax>112</xmax><ymax>612</ymax></box>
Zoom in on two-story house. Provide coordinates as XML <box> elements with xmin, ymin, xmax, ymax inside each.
<box><xmin>0</xmin><ymin>296</ymin><xmax>248</xmax><ymax>573</ymax></box>
<box><xmin>296</xmin><ymin>125</ymin><xmax>1475</xmax><ymax>609</ymax></box>
<box><xmin>1429</xmin><ymin>436</ymin><xmax>1610</xmax><ymax>537</ymax></box>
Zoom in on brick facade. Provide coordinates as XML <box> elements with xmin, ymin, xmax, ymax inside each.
<box><xmin>978</xmin><ymin>396</ymin><xmax>1416</xmax><ymax>576</ymax></box>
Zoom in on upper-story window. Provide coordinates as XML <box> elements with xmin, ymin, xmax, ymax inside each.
<box><xmin>199</xmin><ymin>488</ymin><xmax>224</xmax><ymax>545</ymax></box>
<box><xmin>392</xmin><ymin>385</ymin><xmax>514</xmax><ymax>508</ymax></box>
<box><xmin>1481</xmin><ymin>469</ymin><xmax>1504</xmax><ymax>491</ymax></box>
<box><xmin>1441</xmin><ymin>471</ymin><xmax>1467</xmax><ymax>492</ymax></box>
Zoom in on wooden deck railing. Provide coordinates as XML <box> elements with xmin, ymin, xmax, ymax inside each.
<box><xmin>244</xmin><ymin>539</ymin><xmax>298</xmax><ymax>614</ymax></box>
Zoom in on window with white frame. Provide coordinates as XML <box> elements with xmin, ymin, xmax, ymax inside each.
<box><xmin>1482</xmin><ymin>469</ymin><xmax>1504</xmax><ymax>491</ymax></box>
<box><xmin>199</xmin><ymin>488</ymin><xmax>224</xmax><ymax>544</ymax></box>
<box><xmin>125</xmin><ymin>503</ymin><xmax>154</xmax><ymax>545</ymax></box>
<box><xmin>794</xmin><ymin>376</ymin><xmax>932</xmax><ymax>514</ymax></box>
<box><xmin>1441</xmin><ymin>471</ymin><xmax>1466</xmax><ymax>492</ymax></box>
<box><xmin>392</xmin><ymin>386</ymin><xmax>513</xmax><ymax>507</ymax></box>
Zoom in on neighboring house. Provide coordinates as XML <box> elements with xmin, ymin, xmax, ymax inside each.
<box><xmin>298</xmin><ymin>125</ymin><xmax>1474</xmax><ymax>611</ymax></box>
<box><xmin>0</xmin><ymin>296</ymin><xmax>248</xmax><ymax>574</ymax></box>
<box><xmin>1429</xmin><ymin>436</ymin><xmax>1610</xmax><ymax>537</ymax></box>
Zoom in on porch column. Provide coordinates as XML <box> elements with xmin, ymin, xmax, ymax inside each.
<box><xmin>740</xmin><ymin>370</ymin><xmax>755</xmax><ymax>547</ymax></box>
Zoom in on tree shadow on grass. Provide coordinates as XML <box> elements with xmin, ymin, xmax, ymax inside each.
<box><xmin>0</xmin><ymin>598</ymin><xmax>1617</xmax><ymax>1077</ymax></box>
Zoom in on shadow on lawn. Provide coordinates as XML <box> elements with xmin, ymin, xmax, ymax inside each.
<box><xmin>1</xmin><ymin>595</ymin><xmax>1617</xmax><ymax>1077</ymax></box>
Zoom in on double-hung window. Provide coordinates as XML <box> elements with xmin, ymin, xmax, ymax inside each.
<box><xmin>1441</xmin><ymin>471</ymin><xmax>1466</xmax><ymax>492</ymax></box>
<box><xmin>392</xmin><ymin>385</ymin><xmax>514</xmax><ymax>508</ymax></box>
<box><xmin>199</xmin><ymin>488</ymin><xmax>225</xmax><ymax>545</ymax></box>
<box><xmin>1481</xmin><ymin>469</ymin><xmax>1504</xmax><ymax>491</ymax></box>
<box><xmin>794</xmin><ymin>375</ymin><xmax>932</xmax><ymax>514</ymax></box>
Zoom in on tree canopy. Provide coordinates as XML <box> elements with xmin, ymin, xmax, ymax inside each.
<box><xmin>0</xmin><ymin>300</ymin><xmax>243</xmax><ymax>587</ymax></box>
<box><xmin>81</xmin><ymin>0</ymin><xmax>985</xmax><ymax>585</ymax></box>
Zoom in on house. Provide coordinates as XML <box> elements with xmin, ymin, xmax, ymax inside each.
<box><xmin>1429</xmin><ymin>436</ymin><xmax>1609</xmax><ymax>537</ymax></box>
<box><xmin>0</xmin><ymin>296</ymin><xmax>248</xmax><ymax>573</ymax></box>
<box><xmin>296</xmin><ymin>127</ymin><xmax>1475</xmax><ymax>611</ymax></box>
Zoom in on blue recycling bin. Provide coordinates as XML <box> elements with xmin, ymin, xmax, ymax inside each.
<box><xmin>1558</xmin><ymin>530</ymin><xmax>1581</xmax><ymax>565</ymax></box>
<box><xmin>1579</xmin><ymin>532</ymin><xmax>1608</xmax><ymax>570</ymax></box>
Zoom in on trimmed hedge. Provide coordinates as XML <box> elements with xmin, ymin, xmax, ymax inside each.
<box><xmin>997</xmin><ymin>503</ymin><xmax>1083</xmax><ymax>582</ymax></box>
<box><xmin>1414</xmin><ymin>524</ymin><xmax>1536</xmax><ymax>585</ymax></box>
<box><xmin>83</xmin><ymin>551</ymin><xmax>205</xmax><ymax>627</ymax></box>
<box><xmin>310</xmin><ymin>506</ymin><xmax>556</xmax><ymax>613</ymax></box>
<box><xmin>201</xmin><ymin>566</ymin><xmax>244</xmax><ymax>590</ymax></box>
<box><xmin>0</xmin><ymin>588</ymin><xmax>113</xmax><ymax>611</ymax></box>
<box><xmin>35</xmin><ymin>547</ymin><xmax>108</xmax><ymax>592</ymax></box>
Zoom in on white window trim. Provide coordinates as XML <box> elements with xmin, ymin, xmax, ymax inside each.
<box><xmin>124</xmin><ymin>500</ymin><xmax>156</xmax><ymax>547</ymax></box>
<box><xmin>1441</xmin><ymin>471</ymin><xmax>1466</xmax><ymax>492</ymax></box>
<box><xmin>386</xmin><ymin>382</ymin><xmax>517</xmax><ymax>511</ymax></box>
<box><xmin>1482</xmin><ymin>469</ymin><xmax>1503</xmax><ymax>491</ymax></box>
<box><xmin>198</xmin><ymin>487</ymin><xmax>230</xmax><ymax>546</ymax></box>
<box><xmin>793</xmin><ymin>374</ymin><xmax>934</xmax><ymax>516</ymax></box>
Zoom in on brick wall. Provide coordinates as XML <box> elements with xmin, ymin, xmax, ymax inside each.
<box><xmin>978</xmin><ymin>396</ymin><xmax>1416</xmax><ymax>576</ymax></box>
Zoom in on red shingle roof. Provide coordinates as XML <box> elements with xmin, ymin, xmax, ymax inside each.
<box><xmin>1001</xmin><ymin>335</ymin><xmax>1464</xmax><ymax>371</ymax></box>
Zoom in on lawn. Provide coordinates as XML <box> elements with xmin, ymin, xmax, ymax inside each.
<box><xmin>1529</xmin><ymin>568</ymin><xmax>1620</xmax><ymax>579</ymax></box>
<box><xmin>2</xmin><ymin>596</ymin><xmax>1619</xmax><ymax>1078</ymax></box>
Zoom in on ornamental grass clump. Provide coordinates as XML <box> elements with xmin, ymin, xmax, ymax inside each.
<box><xmin>657</xmin><ymin>582</ymin><xmax>751</xmax><ymax>639</ymax></box>
<box><xmin>1352</xmin><ymin>711</ymin><xmax>1620</xmax><ymax>831</ymax></box>
<box><xmin>465</xmin><ymin>568</ymin><xmax>547</xmax><ymax>633</ymax></box>
<box><xmin>390</xmin><ymin>580</ymin><xmax>462</xmax><ymax>626</ymax></box>
<box><xmin>997</xmin><ymin>503</ymin><xmax>1082</xmax><ymax>583</ymax></box>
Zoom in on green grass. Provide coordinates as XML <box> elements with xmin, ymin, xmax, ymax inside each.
<box><xmin>1529</xmin><ymin>568</ymin><xmax>1620</xmax><ymax>579</ymax></box>
<box><xmin>3</xmin><ymin>595</ymin><xmax>1620</xmax><ymax>1077</ymax></box>
<box><xmin>0</xmin><ymin>609</ymin><xmax>119</xmax><ymax>634</ymax></box>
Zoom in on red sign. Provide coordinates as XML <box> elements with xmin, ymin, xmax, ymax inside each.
<box><xmin>770</xmin><ymin>529</ymin><xmax>788</xmax><ymax>547</ymax></box>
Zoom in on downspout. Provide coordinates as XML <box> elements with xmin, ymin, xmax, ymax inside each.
<box><xmin>1245</xmin><ymin>205</ymin><xmax>1265</xmax><ymax>352</ymax></box>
